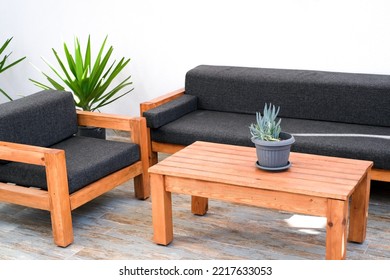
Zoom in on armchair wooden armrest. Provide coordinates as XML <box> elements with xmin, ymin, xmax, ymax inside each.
<box><xmin>76</xmin><ymin>111</ymin><xmax>150</xmax><ymax>199</ymax></box>
<box><xmin>0</xmin><ymin>141</ymin><xmax>62</xmax><ymax>165</ymax></box>
<box><xmin>0</xmin><ymin>141</ymin><xmax>72</xmax><ymax>246</ymax></box>
<box><xmin>76</xmin><ymin>111</ymin><xmax>148</xmax><ymax>146</ymax></box>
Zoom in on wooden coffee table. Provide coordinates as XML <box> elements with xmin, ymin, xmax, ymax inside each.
<box><xmin>149</xmin><ymin>141</ymin><xmax>372</xmax><ymax>260</ymax></box>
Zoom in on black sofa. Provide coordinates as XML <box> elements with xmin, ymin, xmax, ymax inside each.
<box><xmin>141</xmin><ymin>65</ymin><xmax>390</xmax><ymax>182</ymax></box>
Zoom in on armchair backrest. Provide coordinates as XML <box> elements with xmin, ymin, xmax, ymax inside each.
<box><xmin>0</xmin><ymin>90</ymin><xmax>78</xmax><ymax>147</ymax></box>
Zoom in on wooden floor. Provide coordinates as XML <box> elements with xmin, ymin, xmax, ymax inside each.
<box><xmin>0</xmin><ymin>152</ymin><xmax>389</xmax><ymax>260</ymax></box>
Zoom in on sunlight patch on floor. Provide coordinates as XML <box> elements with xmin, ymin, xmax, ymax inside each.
<box><xmin>284</xmin><ymin>215</ymin><xmax>327</xmax><ymax>235</ymax></box>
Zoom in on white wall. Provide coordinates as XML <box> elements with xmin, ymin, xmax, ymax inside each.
<box><xmin>1</xmin><ymin>0</ymin><xmax>390</xmax><ymax>115</ymax></box>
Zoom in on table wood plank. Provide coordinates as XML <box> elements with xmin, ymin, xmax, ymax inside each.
<box><xmin>149</xmin><ymin>141</ymin><xmax>372</xmax><ymax>200</ymax></box>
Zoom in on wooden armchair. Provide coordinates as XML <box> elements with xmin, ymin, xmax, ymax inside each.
<box><xmin>0</xmin><ymin>90</ymin><xmax>149</xmax><ymax>247</ymax></box>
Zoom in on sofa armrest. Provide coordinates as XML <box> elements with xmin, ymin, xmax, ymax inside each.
<box><xmin>140</xmin><ymin>88</ymin><xmax>185</xmax><ymax>114</ymax></box>
<box><xmin>142</xmin><ymin>94</ymin><xmax>198</xmax><ymax>129</ymax></box>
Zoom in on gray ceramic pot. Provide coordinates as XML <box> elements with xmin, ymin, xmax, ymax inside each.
<box><xmin>251</xmin><ymin>132</ymin><xmax>295</xmax><ymax>168</ymax></box>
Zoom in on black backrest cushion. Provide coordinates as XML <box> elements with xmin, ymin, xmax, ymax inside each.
<box><xmin>143</xmin><ymin>94</ymin><xmax>198</xmax><ymax>128</ymax></box>
<box><xmin>0</xmin><ymin>90</ymin><xmax>78</xmax><ymax>147</ymax></box>
<box><xmin>185</xmin><ymin>65</ymin><xmax>390</xmax><ymax>127</ymax></box>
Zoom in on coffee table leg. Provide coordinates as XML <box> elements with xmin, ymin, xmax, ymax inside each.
<box><xmin>151</xmin><ymin>173</ymin><xmax>173</xmax><ymax>245</ymax></box>
<box><xmin>326</xmin><ymin>199</ymin><xmax>348</xmax><ymax>260</ymax></box>
<box><xmin>348</xmin><ymin>172</ymin><xmax>370</xmax><ymax>243</ymax></box>
<box><xmin>191</xmin><ymin>196</ymin><xmax>209</xmax><ymax>216</ymax></box>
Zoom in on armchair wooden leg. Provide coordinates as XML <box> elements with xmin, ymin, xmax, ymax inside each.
<box><xmin>150</xmin><ymin>151</ymin><xmax>158</xmax><ymax>166</ymax></box>
<box><xmin>134</xmin><ymin>173</ymin><xmax>150</xmax><ymax>200</ymax></box>
<box><xmin>45</xmin><ymin>151</ymin><xmax>74</xmax><ymax>247</ymax></box>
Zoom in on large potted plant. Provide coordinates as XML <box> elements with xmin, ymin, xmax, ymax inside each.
<box><xmin>30</xmin><ymin>35</ymin><xmax>133</xmax><ymax>138</ymax></box>
<box><xmin>249</xmin><ymin>103</ymin><xmax>295</xmax><ymax>171</ymax></box>
<box><xmin>0</xmin><ymin>37</ymin><xmax>26</xmax><ymax>101</ymax></box>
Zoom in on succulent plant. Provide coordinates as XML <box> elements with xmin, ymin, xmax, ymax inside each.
<box><xmin>249</xmin><ymin>103</ymin><xmax>282</xmax><ymax>141</ymax></box>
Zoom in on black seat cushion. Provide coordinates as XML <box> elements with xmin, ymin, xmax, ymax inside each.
<box><xmin>150</xmin><ymin>110</ymin><xmax>390</xmax><ymax>169</ymax></box>
<box><xmin>0</xmin><ymin>136</ymin><xmax>140</xmax><ymax>194</ymax></box>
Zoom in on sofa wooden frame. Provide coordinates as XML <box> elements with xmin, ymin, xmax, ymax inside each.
<box><xmin>140</xmin><ymin>88</ymin><xmax>390</xmax><ymax>183</ymax></box>
<box><xmin>0</xmin><ymin>111</ymin><xmax>150</xmax><ymax>247</ymax></box>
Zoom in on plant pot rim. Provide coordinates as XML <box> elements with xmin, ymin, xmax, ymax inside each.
<box><xmin>251</xmin><ymin>132</ymin><xmax>295</xmax><ymax>146</ymax></box>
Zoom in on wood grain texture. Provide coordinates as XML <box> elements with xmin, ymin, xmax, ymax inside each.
<box><xmin>0</xmin><ymin>183</ymin><xmax>49</xmax><ymax>210</ymax></box>
<box><xmin>325</xmin><ymin>199</ymin><xmax>348</xmax><ymax>259</ymax></box>
<box><xmin>149</xmin><ymin>141</ymin><xmax>373</xmax><ymax>200</ymax></box>
<box><xmin>348</xmin><ymin>172</ymin><xmax>371</xmax><ymax>243</ymax></box>
<box><xmin>151</xmin><ymin>174</ymin><xmax>173</xmax><ymax>245</ymax></box>
<box><xmin>44</xmin><ymin>150</ymin><xmax>73</xmax><ymax>247</ymax></box>
<box><xmin>371</xmin><ymin>168</ymin><xmax>390</xmax><ymax>182</ymax></box>
<box><xmin>148</xmin><ymin>141</ymin><xmax>373</xmax><ymax>260</ymax></box>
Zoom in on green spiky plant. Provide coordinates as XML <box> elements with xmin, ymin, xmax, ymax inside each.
<box><xmin>30</xmin><ymin>35</ymin><xmax>133</xmax><ymax>111</ymax></box>
<box><xmin>249</xmin><ymin>103</ymin><xmax>282</xmax><ymax>141</ymax></box>
<box><xmin>0</xmin><ymin>37</ymin><xmax>26</xmax><ymax>101</ymax></box>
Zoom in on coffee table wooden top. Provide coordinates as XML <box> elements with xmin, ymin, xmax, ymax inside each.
<box><xmin>149</xmin><ymin>141</ymin><xmax>373</xmax><ymax>200</ymax></box>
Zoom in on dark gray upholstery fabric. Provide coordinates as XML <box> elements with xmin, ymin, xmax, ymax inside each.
<box><xmin>143</xmin><ymin>95</ymin><xmax>198</xmax><ymax>128</ymax></box>
<box><xmin>151</xmin><ymin>110</ymin><xmax>254</xmax><ymax>147</ymax></box>
<box><xmin>0</xmin><ymin>90</ymin><xmax>78</xmax><ymax>147</ymax></box>
<box><xmin>150</xmin><ymin>110</ymin><xmax>390</xmax><ymax>169</ymax></box>
<box><xmin>0</xmin><ymin>136</ymin><xmax>140</xmax><ymax>194</ymax></box>
<box><xmin>185</xmin><ymin>65</ymin><xmax>390</xmax><ymax>127</ymax></box>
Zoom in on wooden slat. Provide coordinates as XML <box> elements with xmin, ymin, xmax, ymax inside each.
<box><xmin>192</xmin><ymin>141</ymin><xmax>373</xmax><ymax>167</ymax></box>
<box><xmin>171</xmin><ymin>141</ymin><xmax>373</xmax><ymax>178</ymax></box>
<box><xmin>152</xmin><ymin>141</ymin><xmax>184</xmax><ymax>154</ymax></box>
<box><xmin>0</xmin><ymin>183</ymin><xmax>50</xmax><ymax>210</ymax></box>
<box><xmin>172</xmin><ymin>149</ymin><xmax>369</xmax><ymax>176</ymax></box>
<box><xmin>77</xmin><ymin>111</ymin><xmax>134</xmax><ymax>131</ymax></box>
<box><xmin>371</xmin><ymin>168</ymin><xmax>390</xmax><ymax>182</ymax></box>
<box><xmin>70</xmin><ymin>162</ymin><xmax>143</xmax><ymax>210</ymax></box>
<box><xmin>149</xmin><ymin>141</ymin><xmax>372</xmax><ymax>200</ymax></box>
<box><xmin>0</xmin><ymin>141</ymin><xmax>55</xmax><ymax>165</ymax></box>
<box><xmin>152</xmin><ymin>164</ymin><xmax>352</xmax><ymax>200</ymax></box>
<box><xmin>162</xmin><ymin>156</ymin><xmax>365</xmax><ymax>184</ymax></box>
<box><xmin>165</xmin><ymin>176</ymin><xmax>328</xmax><ymax>216</ymax></box>
<box><xmin>164</xmin><ymin>151</ymin><xmax>366</xmax><ymax>180</ymax></box>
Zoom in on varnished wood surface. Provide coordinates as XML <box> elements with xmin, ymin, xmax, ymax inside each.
<box><xmin>0</xmin><ymin>152</ymin><xmax>388</xmax><ymax>260</ymax></box>
<box><xmin>149</xmin><ymin>141</ymin><xmax>371</xmax><ymax>259</ymax></box>
<box><xmin>150</xmin><ymin>141</ymin><xmax>372</xmax><ymax>200</ymax></box>
<box><xmin>150</xmin><ymin>140</ymin><xmax>390</xmax><ymax>184</ymax></box>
